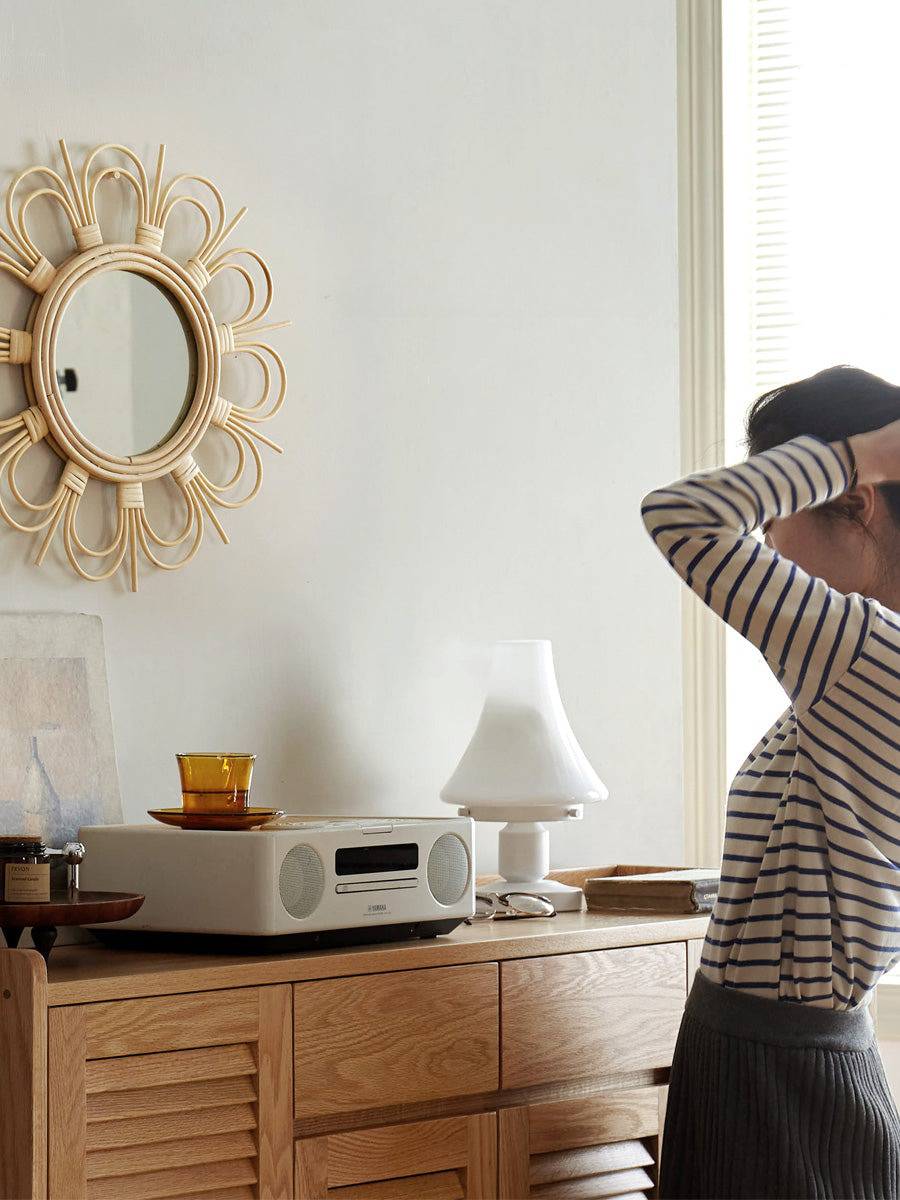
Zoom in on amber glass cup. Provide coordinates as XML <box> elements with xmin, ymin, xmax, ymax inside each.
<box><xmin>176</xmin><ymin>753</ymin><xmax>256</xmax><ymax>813</ymax></box>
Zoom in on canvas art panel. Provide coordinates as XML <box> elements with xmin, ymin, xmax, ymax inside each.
<box><xmin>0</xmin><ymin>612</ymin><xmax>121</xmax><ymax>849</ymax></box>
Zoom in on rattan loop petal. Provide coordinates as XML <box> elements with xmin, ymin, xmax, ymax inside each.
<box><xmin>185</xmin><ymin>257</ymin><xmax>211</xmax><ymax>290</ymax></box>
<box><xmin>8</xmin><ymin>329</ymin><xmax>32</xmax><ymax>364</ymax></box>
<box><xmin>21</xmin><ymin>406</ymin><xmax>48</xmax><ymax>444</ymax></box>
<box><xmin>74</xmin><ymin>223</ymin><xmax>103</xmax><ymax>251</ymax></box>
<box><xmin>25</xmin><ymin>256</ymin><xmax>57</xmax><ymax>294</ymax></box>
<box><xmin>210</xmin><ymin>395</ymin><xmax>233</xmax><ymax>428</ymax></box>
<box><xmin>117</xmin><ymin>481</ymin><xmax>144</xmax><ymax>509</ymax></box>
<box><xmin>172</xmin><ymin>455</ymin><xmax>200</xmax><ymax>486</ymax></box>
<box><xmin>217</xmin><ymin>322</ymin><xmax>236</xmax><ymax>354</ymax></box>
<box><xmin>61</xmin><ymin>462</ymin><xmax>88</xmax><ymax>495</ymax></box>
<box><xmin>135</xmin><ymin>222</ymin><xmax>164</xmax><ymax>250</ymax></box>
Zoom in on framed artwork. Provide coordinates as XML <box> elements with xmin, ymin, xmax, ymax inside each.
<box><xmin>0</xmin><ymin>612</ymin><xmax>121</xmax><ymax>849</ymax></box>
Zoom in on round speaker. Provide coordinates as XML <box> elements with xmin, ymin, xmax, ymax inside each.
<box><xmin>427</xmin><ymin>833</ymin><xmax>470</xmax><ymax>906</ymax></box>
<box><xmin>279</xmin><ymin>843</ymin><xmax>325</xmax><ymax>920</ymax></box>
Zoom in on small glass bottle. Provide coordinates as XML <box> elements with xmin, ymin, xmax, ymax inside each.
<box><xmin>0</xmin><ymin>836</ymin><xmax>50</xmax><ymax>902</ymax></box>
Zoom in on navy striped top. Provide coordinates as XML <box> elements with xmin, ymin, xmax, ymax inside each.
<box><xmin>642</xmin><ymin>435</ymin><xmax>900</xmax><ymax>1009</ymax></box>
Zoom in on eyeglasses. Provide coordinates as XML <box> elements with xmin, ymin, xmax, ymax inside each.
<box><xmin>465</xmin><ymin>892</ymin><xmax>557</xmax><ymax>922</ymax></box>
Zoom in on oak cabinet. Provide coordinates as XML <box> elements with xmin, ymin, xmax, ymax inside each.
<box><xmin>1</xmin><ymin>913</ymin><xmax>707</xmax><ymax>1200</ymax></box>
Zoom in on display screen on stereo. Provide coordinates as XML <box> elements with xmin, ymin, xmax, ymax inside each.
<box><xmin>334</xmin><ymin>843</ymin><xmax>419</xmax><ymax>876</ymax></box>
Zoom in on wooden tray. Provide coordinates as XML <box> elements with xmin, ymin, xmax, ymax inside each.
<box><xmin>0</xmin><ymin>890</ymin><xmax>144</xmax><ymax>961</ymax></box>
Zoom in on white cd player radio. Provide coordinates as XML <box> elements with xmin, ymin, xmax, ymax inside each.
<box><xmin>79</xmin><ymin>815</ymin><xmax>475</xmax><ymax>952</ymax></box>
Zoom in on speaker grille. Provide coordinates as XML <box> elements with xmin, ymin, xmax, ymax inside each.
<box><xmin>427</xmin><ymin>833</ymin><xmax>470</xmax><ymax>906</ymax></box>
<box><xmin>279</xmin><ymin>843</ymin><xmax>325</xmax><ymax>920</ymax></box>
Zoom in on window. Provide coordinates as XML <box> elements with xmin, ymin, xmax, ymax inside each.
<box><xmin>721</xmin><ymin>0</ymin><xmax>900</xmax><ymax>776</ymax></box>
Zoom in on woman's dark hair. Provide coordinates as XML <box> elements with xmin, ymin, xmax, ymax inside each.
<box><xmin>746</xmin><ymin>365</ymin><xmax>900</xmax><ymax>527</ymax></box>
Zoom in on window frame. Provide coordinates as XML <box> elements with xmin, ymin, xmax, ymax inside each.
<box><xmin>677</xmin><ymin>0</ymin><xmax>727</xmax><ymax>867</ymax></box>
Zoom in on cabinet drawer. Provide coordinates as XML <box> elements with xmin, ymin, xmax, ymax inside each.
<box><xmin>501</xmin><ymin>942</ymin><xmax>686</xmax><ymax>1089</ymax></box>
<box><xmin>294</xmin><ymin>964</ymin><xmax>500</xmax><ymax>1118</ymax></box>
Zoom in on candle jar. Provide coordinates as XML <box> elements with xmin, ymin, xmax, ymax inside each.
<box><xmin>0</xmin><ymin>836</ymin><xmax>50</xmax><ymax>902</ymax></box>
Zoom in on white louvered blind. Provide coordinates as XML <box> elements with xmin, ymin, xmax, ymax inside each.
<box><xmin>721</xmin><ymin>0</ymin><xmax>900</xmax><ymax>780</ymax></box>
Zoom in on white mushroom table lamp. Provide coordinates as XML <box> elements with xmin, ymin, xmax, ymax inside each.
<box><xmin>441</xmin><ymin>640</ymin><xmax>608</xmax><ymax>912</ymax></box>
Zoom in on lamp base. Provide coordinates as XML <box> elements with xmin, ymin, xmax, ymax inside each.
<box><xmin>481</xmin><ymin>821</ymin><xmax>585</xmax><ymax>912</ymax></box>
<box><xmin>477</xmin><ymin>875</ymin><xmax>584</xmax><ymax>912</ymax></box>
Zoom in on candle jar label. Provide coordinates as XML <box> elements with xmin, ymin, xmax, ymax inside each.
<box><xmin>4</xmin><ymin>862</ymin><xmax>50</xmax><ymax>902</ymax></box>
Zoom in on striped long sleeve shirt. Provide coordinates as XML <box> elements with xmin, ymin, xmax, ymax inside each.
<box><xmin>642</xmin><ymin>434</ymin><xmax>900</xmax><ymax>1009</ymax></box>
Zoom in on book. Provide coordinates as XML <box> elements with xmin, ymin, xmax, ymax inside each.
<box><xmin>584</xmin><ymin>868</ymin><xmax>719</xmax><ymax>914</ymax></box>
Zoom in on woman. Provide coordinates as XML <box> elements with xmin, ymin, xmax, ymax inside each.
<box><xmin>643</xmin><ymin>366</ymin><xmax>900</xmax><ymax>1199</ymax></box>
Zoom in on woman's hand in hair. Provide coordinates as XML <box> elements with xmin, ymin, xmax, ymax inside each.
<box><xmin>847</xmin><ymin>420</ymin><xmax>900</xmax><ymax>486</ymax></box>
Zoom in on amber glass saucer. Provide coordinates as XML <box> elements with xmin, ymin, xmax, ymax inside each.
<box><xmin>148</xmin><ymin>808</ymin><xmax>284</xmax><ymax>830</ymax></box>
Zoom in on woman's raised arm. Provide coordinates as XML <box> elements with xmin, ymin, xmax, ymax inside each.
<box><xmin>641</xmin><ymin>435</ymin><xmax>873</xmax><ymax>713</ymax></box>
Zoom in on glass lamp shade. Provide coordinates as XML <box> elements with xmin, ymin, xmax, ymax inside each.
<box><xmin>440</xmin><ymin>640</ymin><xmax>608</xmax><ymax>822</ymax></box>
<box><xmin>441</xmin><ymin>640</ymin><xmax>607</xmax><ymax>911</ymax></box>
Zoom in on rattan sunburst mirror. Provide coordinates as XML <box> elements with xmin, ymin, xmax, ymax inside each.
<box><xmin>0</xmin><ymin>140</ymin><xmax>287</xmax><ymax>590</ymax></box>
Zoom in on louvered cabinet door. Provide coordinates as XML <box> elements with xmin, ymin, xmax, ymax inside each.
<box><xmin>47</xmin><ymin>985</ymin><xmax>293</xmax><ymax>1200</ymax></box>
<box><xmin>499</xmin><ymin>1089</ymin><xmax>665</xmax><ymax>1200</ymax></box>
<box><xmin>295</xmin><ymin>1113</ymin><xmax>497</xmax><ymax>1200</ymax></box>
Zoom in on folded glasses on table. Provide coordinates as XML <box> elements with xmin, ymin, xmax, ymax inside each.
<box><xmin>466</xmin><ymin>892</ymin><xmax>557</xmax><ymax>922</ymax></box>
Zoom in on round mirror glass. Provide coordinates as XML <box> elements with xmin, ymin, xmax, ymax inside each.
<box><xmin>55</xmin><ymin>270</ymin><xmax>197</xmax><ymax>457</ymax></box>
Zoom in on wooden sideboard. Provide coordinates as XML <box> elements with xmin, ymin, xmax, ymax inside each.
<box><xmin>0</xmin><ymin>910</ymin><xmax>709</xmax><ymax>1200</ymax></box>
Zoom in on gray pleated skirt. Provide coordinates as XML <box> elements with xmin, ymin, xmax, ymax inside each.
<box><xmin>659</xmin><ymin>970</ymin><xmax>900</xmax><ymax>1199</ymax></box>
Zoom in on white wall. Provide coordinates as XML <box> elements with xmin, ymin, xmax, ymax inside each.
<box><xmin>0</xmin><ymin>0</ymin><xmax>682</xmax><ymax>872</ymax></box>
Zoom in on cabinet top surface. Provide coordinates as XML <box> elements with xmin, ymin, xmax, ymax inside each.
<box><xmin>38</xmin><ymin>910</ymin><xmax>709</xmax><ymax>1006</ymax></box>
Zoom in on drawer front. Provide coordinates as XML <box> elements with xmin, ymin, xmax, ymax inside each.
<box><xmin>501</xmin><ymin>942</ymin><xmax>686</xmax><ymax>1089</ymax></box>
<box><xmin>294</xmin><ymin>963</ymin><xmax>499</xmax><ymax>1118</ymax></box>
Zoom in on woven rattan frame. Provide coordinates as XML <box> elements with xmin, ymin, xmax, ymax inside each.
<box><xmin>0</xmin><ymin>140</ymin><xmax>288</xmax><ymax>591</ymax></box>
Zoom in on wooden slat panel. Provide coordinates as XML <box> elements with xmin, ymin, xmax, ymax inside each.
<box><xmin>257</xmin><ymin>984</ymin><xmax>294</xmax><ymax>1200</ymax></box>
<box><xmin>329</xmin><ymin>1170</ymin><xmax>466</xmax><ymax>1200</ymax></box>
<box><xmin>502</xmin><ymin>945</ymin><xmax>685</xmax><ymax>1088</ymax></box>
<box><xmin>531</xmin><ymin>1142</ymin><xmax>654</xmax><ymax>1185</ymax></box>
<box><xmin>531</xmin><ymin>1166</ymin><xmax>653</xmax><ymax>1199</ymax></box>
<box><xmin>467</xmin><ymin>1111</ymin><xmax>498</xmax><ymax>1199</ymax></box>
<box><xmin>0</xmin><ymin>951</ymin><xmax>47</xmax><ymax>1200</ymax></box>
<box><xmin>86</xmin><ymin>1129</ymin><xmax>257</xmax><ymax>1179</ymax></box>
<box><xmin>84</xmin><ymin>988</ymin><xmax>259</xmax><ymax>1058</ymax></box>
<box><xmin>327</xmin><ymin>1116</ymin><xmax>467</xmax><ymax>1187</ymax></box>
<box><xmin>86</xmin><ymin>1072</ymin><xmax>257</xmax><ymax>1120</ymax></box>
<box><xmin>529</xmin><ymin>1091</ymin><xmax>660</xmax><ymax>1157</ymax></box>
<box><xmin>86</xmin><ymin>1102</ymin><xmax>256</xmax><ymax>1150</ymax></box>
<box><xmin>294</xmin><ymin>964</ymin><xmax>499</xmax><ymax>1117</ymax></box>
<box><xmin>88</xmin><ymin>1156</ymin><xmax>257</xmax><ymax>1200</ymax></box>
<box><xmin>49</xmin><ymin>1006</ymin><xmax>87</xmax><ymax>1200</ymax></box>
<box><xmin>85</xmin><ymin>1042</ymin><xmax>257</xmax><ymax>1093</ymax></box>
<box><xmin>499</xmin><ymin>1107</ymin><xmax>530</xmax><ymax>1200</ymax></box>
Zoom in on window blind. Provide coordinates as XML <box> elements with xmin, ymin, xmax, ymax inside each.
<box><xmin>725</xmin><ymin>0</ymin><xmax>900</xmax><ymax>408</ymax></box>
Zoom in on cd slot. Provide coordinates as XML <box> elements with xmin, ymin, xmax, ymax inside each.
<box><xmin>335</xmin><ymin>877</ymin><xmax>418</xmax><ymax>894</ymax></box>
